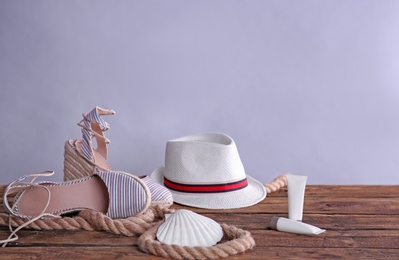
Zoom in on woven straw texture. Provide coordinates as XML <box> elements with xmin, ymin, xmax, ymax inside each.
<box><xmin>64</xmin><ymin>140</ymin><xmax>95</xmax><ymax>181</ymax></box>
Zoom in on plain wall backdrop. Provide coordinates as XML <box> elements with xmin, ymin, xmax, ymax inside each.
<box><xmin>1</xmin><ymin>1</ymin><xmax>399</xmax><ymax>184</ymax></box>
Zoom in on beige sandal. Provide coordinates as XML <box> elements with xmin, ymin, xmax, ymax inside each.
<box><xmin>4</xmin><ymin>170</ymin><xmax>151</xmax><ymax>219</ymax></box>
<box><xmin>1</xmin><ymin>170</ymin><xmax>151</xmax><ymax>246</ymax></box>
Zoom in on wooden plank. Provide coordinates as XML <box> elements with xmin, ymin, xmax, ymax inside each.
<box><xmin>235</xmin><ymin>247</ymin><xmax>399</xmax><ymax>259</ymax></box>
<box><xmin>265</xmin><ymin>185</ymin><xmax>399</xmax><ymax>198</ymax></box>
<box><xmin>2</xmin><ymin>226</ymin><xmax>398</xmax><ymax>249</ymax></box>
<box><xmin>200</xmin><ymin>213</ymin><xmax>399</xmax><ymax>230</ymax></box>
<box><xmin>1</xmin><ymin>246</ymin><xmax>399</xmax><ymax>259</ymax></box>
<box><xmin>252</xmin><ymin>230</ymin><xmax>399</xmax><ymax>249</ymax></box>
<box><xmin>0</xmin><ymin>247</ymin><xmax>153</xmax><ymax>260</ymax></box>
<box><xmin>3</xmin><ymin>196</ymin><xmax>398</xmax><ymax>215</ymax></box>
<box><xmin>2</xmin><ymin>214</ymin><xmax>398</xmax><ymax>247</ymax></box>
<box><xmin>301</xmin><ymin>214</ymin><xmax>399</xmax><ymax>230</ymax></box>
<box><xmin>1</xmin><ymin>184</ymin><xmax>399</xmax><ymax>259</ymax></box>
<box><xmin>299</xmin><ymin>185</ymin><xmax>399</xmax><ymax>198</ymax></box>
<box><xmin>0</xmin><ymin>228</ymin><xmax>137</xmax><ymax>247</ymax></box>
<box><xmin>172</xmin><ymin>197</ymin><xmax>399</xmax><ymax>215</ymax></box>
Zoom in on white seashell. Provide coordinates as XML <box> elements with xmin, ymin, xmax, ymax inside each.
<box><xmin>156</xmin><ymin>209</ymin><xmax>223</xmax><ymax>247</ymax></box>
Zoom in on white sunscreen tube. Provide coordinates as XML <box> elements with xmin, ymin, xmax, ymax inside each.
<box><xmin>270</xmin><ymin>217</ymin><xmax>326</xmax><ymax>235</ymax></box>
<box><xmin>286</xmin><ymin>174</ymin><xmax>307</xmax><ymax>221</ymax></box>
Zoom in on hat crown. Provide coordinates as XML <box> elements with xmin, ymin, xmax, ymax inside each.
<box><xmin>164</xmin><ymin>133</ymin><xmax>246</xmax><ymax>184</ymax></box>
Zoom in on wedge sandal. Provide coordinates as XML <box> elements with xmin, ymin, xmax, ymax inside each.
<box><xmin>4</xmin><ymin>170</ymin><xmax>151</xmax><ymax>220</ymax></box>
<box><xmin>64</xmin><ymin>107</ymin><xmax>173</xmax><ymax>206</ymax></box>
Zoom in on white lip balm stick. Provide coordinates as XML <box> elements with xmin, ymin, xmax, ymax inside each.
<box><xmin>286</xmin><ymin>175</ymin><xmax>307</xmax><ymax>221</ymax></box>
<box><xmin>270</xmin><ymin>217</ymin><xmax>326</xmax><ymax>235</ymax></box>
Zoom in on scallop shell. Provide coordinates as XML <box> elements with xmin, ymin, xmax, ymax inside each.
<box><xmin>156</xmin><ymin>209</ymin><xmax>223</xmax><ymax>247</ymax></box>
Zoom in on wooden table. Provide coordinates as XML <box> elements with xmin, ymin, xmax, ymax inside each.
<box><xmin>1</xmin><ymin>185</ymin><xmax>399</xmax><ymax>259</ymax></box>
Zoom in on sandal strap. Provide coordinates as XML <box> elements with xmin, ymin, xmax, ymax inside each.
<box><xmin>77</xmin><ymin>107</ymin><xmax>115</xmax><ymax>163</ymax></box>
<box><xmin>1</xmin><ymin>171</ymin><xmax>60</xmax><ymax>247</ymax></box>
<box><xmin>3</xmin><ymin>171</ymin><xmax>56</xmax><ymax>217</ymax></box>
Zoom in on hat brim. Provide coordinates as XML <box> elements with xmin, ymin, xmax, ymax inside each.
<box><xmin>150</xmin><ymin>166</ymin><xmax>267</xmax><ymax>209</ymax></box>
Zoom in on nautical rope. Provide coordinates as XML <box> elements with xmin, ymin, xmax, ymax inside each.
<box><xmin>1</xmin><ymin>174</ymin><xmax>287</xmax><ymax>257</ymax></box>
<box><xmin>136</xmin><ymin>175</ymin><xmax>287</xmax><ymax>259</ymax></box>
<box><xmin>138</xmin><ymin>222</ymin><xmax>255</xmax><ymax>260</ymax></box>
<box><xmin>264</xmin><ymin>173</ymin><xmax>288</xmax><ymax>193</ymax></box>
<box><xmin>1</xmin><ymin>175</ymin><xmax>286</xmax><ymax>234</ymax></box>
<box><xmin>0</xmin><ymin>205</ymin><xmax>173</xmax><ymax>236</ymax></box>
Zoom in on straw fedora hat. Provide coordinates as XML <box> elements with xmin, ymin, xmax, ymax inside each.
<box><xmin>151</xmin><ymin>133</ymin><xmax>266</xmax><ymax>209</ymax></box>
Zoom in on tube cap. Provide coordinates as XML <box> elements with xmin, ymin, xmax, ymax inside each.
<box><xmin>269</xmin><ymin>216</ymin><xmax>279</xmax><ymax>230</ymax></box>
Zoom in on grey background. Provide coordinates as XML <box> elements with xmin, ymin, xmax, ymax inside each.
<box><xmin>1</xmin><ymin>1</ymin><xmax>399</xmax><ymax>185</ymax></box>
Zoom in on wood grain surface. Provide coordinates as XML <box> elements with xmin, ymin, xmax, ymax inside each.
<box><xmin>1</xmin><ymin>185</ymin><xmax>398</xmax><ymax>259</ymax></box>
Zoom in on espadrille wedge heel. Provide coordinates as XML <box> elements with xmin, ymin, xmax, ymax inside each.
<box><xmin>64</xmin><ymin>107</ymin><xmax>115</xmax><ymax>181</ymax></box>
<box><xmin>64</xmin><ymin>107</ymin><xmax>173</xmax><ymax>206</ymax></box>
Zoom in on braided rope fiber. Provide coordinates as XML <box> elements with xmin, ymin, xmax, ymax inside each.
<box><xmin>264</xmin><ymin>174</ymin><xmax>288</xmax><ymax>193</ymax></box>
<box><xmin>0</xmin><ymin>205</ymin><xmax>173</xmax><ymax>237</ymax></box>
<box><xmin>138</xmin><ymin>221</ymin><xmax>255</xmax><ymax>260</ymax></box>
<box><xmin>136</xmin><ymin>175</ymin><xmax>289</xmax><ymax>259</ymax></box>
<box><xmin>1</xmin><ymin>175</ymin><xmax>286</xmax><ymax>234</ymax></box>
<box><xmin>1</xmin><ymin>174</ymin><xmax>287</xmax><ymax>257</ymax></box>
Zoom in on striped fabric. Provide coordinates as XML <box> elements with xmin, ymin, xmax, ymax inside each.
<box><xmin>141</xmin><ymin>176</ymin><xmax>173</xmax><ymax>202</ymax></box>
<box><xmin>96</xmin><ymin>171</ymin><xmax>147</xmax><ymax>219</ymax></box>
<box><xmin>79</xmin><ymin>107</ymin><xmax>111</xmax><ymax>162</ymax></box>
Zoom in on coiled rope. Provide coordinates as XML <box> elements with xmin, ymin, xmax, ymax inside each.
<box><xmin>137</xmin><ymin>174</ymin><xmax>288</xmax><ymax>259</ymax></box>
<box><xmin>138</xmin><ymin>222</ymin><xmax>255</xmax><ymax>260</ymax></box>
<box><xmin>0</xmin><ymin>174</ymin><xmax>288</xmax><ymax>259</ymax></box>
<box><xmin>0</xmin><ymin>204</ymin><xmax>173</xmax><ymax>236</ymax></box>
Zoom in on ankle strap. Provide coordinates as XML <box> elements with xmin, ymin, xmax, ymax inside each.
<box><xmin>3</xmin><ymin>171</ymin><xmax>56</xmax><ymax>218</ymax></box>
<box><xmin>77</xmin><ymin>107</ymin><xmax>115</xmax><ymax>163</ymax></box>
<box><xmin>1</xmin><ymin>171</ymin><xmax>60</xmax><ymax>247</ymax></box>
